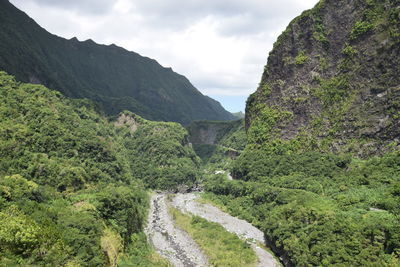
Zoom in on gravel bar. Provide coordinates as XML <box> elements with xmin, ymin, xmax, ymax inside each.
<box><xmin>172</xmin><ymin>193</ymin><xmax>279</xmax><ymax>267</ymax></box>
<box><xmin>145</xmin><ymin>193</ymin><xmax>209</xmax><ymax>267</ymax></box>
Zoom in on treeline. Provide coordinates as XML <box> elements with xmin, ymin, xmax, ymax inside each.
<box><xmin>204</xmin><ymin>149</ymin><xmax>400</xmax><ymax>266</ymax></box>
<box><xmin>118</xmin><ymin>112</ymin><xmax>201</xmax><ymax>190</ymax></box>
<box><xmin>0</xmin><ymin>71</ymin><xmax>198</xmax><ymax>265</ymax></box>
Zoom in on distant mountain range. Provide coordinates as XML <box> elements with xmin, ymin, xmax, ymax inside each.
<box><xmin>0</xmin><ymin>0</ymin><xmax>234</xmax><ymax>124</ymax></box>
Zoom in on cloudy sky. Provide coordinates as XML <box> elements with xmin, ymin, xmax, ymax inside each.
<box><xmin>10</xmin><ymin>0</ymin><xmax>318</xmax><ymax>112</ymax></box>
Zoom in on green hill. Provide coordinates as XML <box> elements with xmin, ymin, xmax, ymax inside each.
<box><xmin>0</xmin><ymin>0</ymin><xmax>234</xmax><ymax>124</ymax></box>
<box><xmin>0</xmin><ymin>70</ymin><xmax>199</xmax><ymax>265</ymax></box>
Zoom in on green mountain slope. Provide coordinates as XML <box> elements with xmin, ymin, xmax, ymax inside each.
<box><xmin>203</xmin><ymin>0</ymin><xmax>400</xmax><ymax>266</ymax></box>
<box><xmin>116</xmin><ymin>111</ymin><xmax>201</xmax><ymax>190</ymax></box>
<box><xmin>0</xmin><ymin>0</ymin><xmax>234</xmax><ymax>124</ymax></box>
<box><xmin>0</xmin><ymin>71</ymin><xmax>198</xmax><ymax>265</ymax></box>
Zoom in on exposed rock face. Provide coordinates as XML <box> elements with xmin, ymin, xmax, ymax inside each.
<box><xmin>187</xmin><ymin>122</ymin><xmax>224</xmax><ymax>145</ymax></box>
<box><xmin>246</xmin><ymin>0</ymin><xmax>400</xmax><ymax>156</ymax></box>
<box><xmin>114</xmin><ymin>113</ymin><xmax>141</xmax><ymax>134</ymax></box>
<box><xmin>187</xmin><ymin>120</ymin><xmax>246</xmax><ymax>150</ymax></box>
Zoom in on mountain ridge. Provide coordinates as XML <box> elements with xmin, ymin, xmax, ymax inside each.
<box><xmin>0</xmin><ymin>0</ymin><xmax>235</xmax><ymax>124</ymax></box>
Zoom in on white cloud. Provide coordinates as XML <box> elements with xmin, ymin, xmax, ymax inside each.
<box><xmin>10</xmin><ymin>0</ymin><xmax>319</xmax><ymax>111</ymax></box>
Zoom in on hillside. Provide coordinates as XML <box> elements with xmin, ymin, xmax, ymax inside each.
<box><xmin>204</xmin><ymin>0</ymin><xmax>400</xmax><ymax>266</ymax></box>
<box><xmin>0</xmin><ymin>71</ymin><xmax>199</xmax><ymax>265</ymax></box>
<box><xmin>116</xmin><ymin>112</ymin><xmax>201</xmax><ymax>190</ymax></box>
<box><xmin>0</xmin><ymin>0</ymin><xmax>234</xmax><ymax>124</ymax></box>
<box><xmin>246</xmin><ymin>0</ymin><xmax>400</xmax><ymax>155</ymax></box>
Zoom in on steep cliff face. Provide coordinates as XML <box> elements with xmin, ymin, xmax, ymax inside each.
<box><xmin>186</xmin><ymin>120</ymin><xmax>246</xmax><ymax>163</ymax></box>
<box><xmin>246</xmin><ymin>0</ymin><xmax>400</xmax><ymax>156</ymax></box>
<box><xmin>0</xmin><ymin>0</ymin><xmax>234</xmax><ymax>124</ymax></box>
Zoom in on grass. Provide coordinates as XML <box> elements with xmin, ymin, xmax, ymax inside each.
<box><xmin>198</xmin><ymin>192</ymin><xmax>284</xmax><ymax>266</ymax></box>
<box><xmin>101</xmin><ymin>228</ymin><xmax>123</xmax><ymax>267</ymax></box>
<box><xmin>169</xmin><ymin>206</ymin><xmax>257</xmax><ymax>267</ymax></box>
<box><xmin>118</xmin><ymin>232</ymin><xmax>171</xmax><ymax>267</ymax></box>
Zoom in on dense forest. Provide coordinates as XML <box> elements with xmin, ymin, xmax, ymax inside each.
<box><xmin>204</xmin><ymin>150</ymin><xmax>400</xmax><ymax>265</ymax></box>
<box><xmin>0</xmin><ymin>71</ymin><xmax>199</xmax><ymax>265</ymax></box>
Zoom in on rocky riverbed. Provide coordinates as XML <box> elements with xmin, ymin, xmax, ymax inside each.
<box><xmin>145</xmin><ymin>192</ymin><xmax>279</xmax><ymax>267</ymax></box>
<box><xmin>172</xmin><ymin>193</ymin><xmax>279</xmax><ymax>267</ymax></box>
<box><xmin>145</xmin><ymin>193</ymin><xmax>209</xmax><ymax>267</ymax></box>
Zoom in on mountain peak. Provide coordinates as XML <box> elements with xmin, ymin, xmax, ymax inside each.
<box><xmin>0</xmin><ymin>1</ymin><xmax>235</xmax><ymax>124</ymax></box>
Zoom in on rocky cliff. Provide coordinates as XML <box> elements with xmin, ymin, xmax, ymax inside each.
<box><xmin>186</xmin><ymin>120</ymin><xmax>246</xmax><ymax>163</ymax></box>
<box><xmin>246</xmin><ymin>0</ymin><xmax>400</xmax><ymax>156</ymax></box>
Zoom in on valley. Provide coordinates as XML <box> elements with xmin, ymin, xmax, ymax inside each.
<box><xmin>1</xmin><ymin>0</ymin><xmax>399</xmax><ymax>266</ymax></box>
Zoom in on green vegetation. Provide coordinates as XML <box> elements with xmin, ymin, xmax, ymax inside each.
<box><xmin>169</xmin><ymin>206</ymin><xmax>257</xmax><ymax>266</ymax></box>
<box><xmin>350</xmin><ymin>0</ymin><xmax>387</xmax><ymax>41</ymax></box>
<box><xmin>246</xmin><ymin>104</ymin><xmax>293</xmax><ymax>147</ymax></box>
<box><xmin>0</xmin><ymin>71</ymin><xmax>133</xmax><ymax>190</ymax></box>
<box><xmin>312</xmin><ymin>76</ymin><xmax>350</xmax><ymax>107</ymax></box>
<box><xmin>0</xmin><ymin>0</ymin><xmax>234</xmax><ymax>124</ymax></box>
<box><xmin>201</xmin><ymin>0</ymin><xmax>400</xmax><ymax>266</ymax></box>
<box><xmin>295</xmin><ymin>50</ymin><xmax>309</xmax><ymax>65</ymax></box>
<box><xmin>204</xmin><ymin>149</ymin><xmax>400</xmax><ymax>266</ymax></box>
<box><xmin>1</xmin><ymin>0</ymin><xmax>399</xmax><ymax>266</ymax></box>
<box><xmin>311</xmin><ymin>0</ymin><xmax>330</xmax><ymax>48</ymax></box>
<box><xmin>350</xmin><ymin>20</ymin><xmax>375</xmax><ymax>40</ymax></box>
<box><xmin>342</xmin><ymin>44</ymin><xmax>357</xmax><ymax>57</ymax></box>
<box><xmin>0</xmin><ymin>71</ymin><xmax>200</xmax><ymax>265</ymax></box>
<box><xmin>261</xmin><ymin>84</ymin><xmax>272</xmax><ymax>96</ymax></box>
<box><xmin>118</xmin><ymin>232</ymin><xmax>171</xmax><ymax>267</ymax></box>
<box><xmin>119</xmin><ymin>112</ymin><xmax>201</xmax><ymax>190</ymax></box>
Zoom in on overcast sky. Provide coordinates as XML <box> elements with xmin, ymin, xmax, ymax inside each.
<box><xmin>10</xmin><ymin>0</ymin><xmax>319</xmax><ymax>112</ymax></box>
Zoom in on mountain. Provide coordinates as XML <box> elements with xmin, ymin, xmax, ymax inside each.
<box><xmin>246</xmin><ymin>0</ymin><xmax>400</xmax><ymax>156</ymax></box>
<box><xmin>203</xmin><ymin>0</ymin><xmax>400</xmax><ymax>266</ymax></box>
<box><xmin>0</xmin><ymin>0</ymin><xmax>234</xmax><ymax>124</ymax></box>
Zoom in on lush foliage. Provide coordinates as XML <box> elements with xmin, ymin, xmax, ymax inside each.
<box><xmin>202</xmin><ymin>0</ymin><xmax>400</xmax><ymax>265</ymax></box>
<box><xmin>295</xmin><ymin>50</ymin><xmax>309</xmax><ymax>65</ymax></box>
<box><xmin>118</xmin><ymin>112</ymin><xmax>201</xmax><ymax>190</ymax></box>
<box><xmin>118</xmin><ymin>232</ymin><xmax>171</xmax><ymax>267</ymax></box>
<box><xmin>204</xmin><ymin>149</ymin><xmax>400</xmax><ymax>266</ymax></box>
<box><xmin>0</xmin><ymin>71</ymin><xmax>195</xmax><ymax>265</ymax></box>
<box><xmin>0</xmin><ymin>75</ymin><xmax>135</xmax><ymax>191</ymax></box>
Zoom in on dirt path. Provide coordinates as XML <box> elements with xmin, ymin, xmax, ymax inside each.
<box><xmin>145</xmin><ymin>193</ymin><xmax>209</xmax><ymax>267</ymax></box>
<box><xmin>172</xmin><ymin>193</ymin><xmax>279</xmax><ymax>267</ymax></box>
